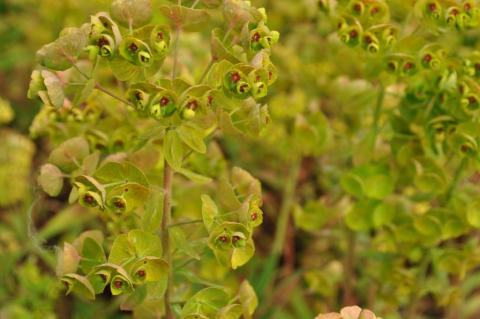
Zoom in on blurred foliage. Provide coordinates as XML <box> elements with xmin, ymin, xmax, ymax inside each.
<box><xmin>3</xmin><ymin>0</ymin><xmax>480</xmax><ymax>318</ymax></box>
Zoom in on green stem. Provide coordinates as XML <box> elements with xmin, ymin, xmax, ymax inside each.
<box><xmin>191</xmin><ymin>0</ymin><xmax>200</xmax><ymax>8</ymax></box>
<box><xmin>171</xmin><ymin>26</ymin><xmax>181</xmax><ymax>79</ymax></box>
<box><xmin>369</xmin><ymin>83</ymin><xmax>386</xmax><ymax>152</ymax></box>
<box><xmin>255</xmin><ymin>159</ymin><xmax>301</xmax><ymax>298</ymax></box>
<box><xmin>445</xmin><ymin>157</ymin><xmax>468</xmax><ymax>203</ymax></box>
<box><xmin>94</xmin><ymin>83</ymin><xmax>133</xmax><ymax>107</ymax></box>
<box><xmin>272</xmin><ymin>160</ymin><xmax>301</xmax><ymax>254</ymax></box>
<box><xmin>168</xmin><ymin>219</ymin><xmax>203</xmax><ymax>228</ymax></box>
<box><xmin>199</xmin><ymin>59</ymin><xmax>214</xmax><ymax>84</ymax></box>
<box><xmin>162</xmin><ymin>162</ymin><xmax>175</xmax><ymax>319</ymax></box>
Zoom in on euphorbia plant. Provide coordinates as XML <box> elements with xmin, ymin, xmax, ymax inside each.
<box><xmin>28</xmin><ymin>0</ymin><xmax>278</xmax><ymax>317</ymax></box>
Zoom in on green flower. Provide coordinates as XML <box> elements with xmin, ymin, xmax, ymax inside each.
<box><xmin>149</xmin><ymin>90</ymin><xmax>177</xmax><ymax>119</ymax></box>
<box><xmin>150</xmin><ymin>25</ymin><xmax>171</xmax><ymax>56</ymax></box>
<box><xmin>119</xmin><ymin>37</ymin><xmax>153</xmax><ymax>67</ymax></box>
<box><xmin>79</xmin><ymin>190</ymin><xmax>103</xmax><ymax>209</ymax></box>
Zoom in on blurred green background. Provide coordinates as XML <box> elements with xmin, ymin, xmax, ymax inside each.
<box><xmin>4</xmin><ymin>0</ymin><xmax>480</xmax><ymax>318</ymax></box>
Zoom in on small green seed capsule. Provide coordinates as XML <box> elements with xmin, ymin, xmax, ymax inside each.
<box><xmin>215</xmin><ymin>232</ymin><xmax>231</xmax><ymax>250</ymax></box>
<box><xmin>138</xmin><ymin>51</ymin><xmax>152</xmax><ymax>67</ymax></box>
<box><xmin>128</xmin><ymin>89</ymin><xmax>150</xmax><ymax>112</ymax></box>
<box><xmin>340</xmin><ymin>26</ymin><xmax>361</xmax><ymax>47</ymax></box>
<box><xmin>180</xmin><ymin>98</ymin><xmax>199</xmax><ymax>120</ymax></box>
<box><xmin>150</xmin><ymin>25</ymin><xmax>171</xmax><ymax>56</ymax></box>
<box><xmin>401</xmin><ymin>60</ymin><xmax>417</xmax><ymax>76</ymax></box>
<box><xmin>231</xmin><ymin>232</ymin><xmax>247</xmax><ymax>248</ymax></box>
<box><xmin>182</xmin><ymin>108</ymin><xmax>196</xmax><ymax>120</ymax></box>
<box><xmin>92</xmin><ymin>34</ymin><xmax>116</xmax><ymax>59</ymax></box>
<box><xmin>108</xmin><ymin>195</ymin><xmax>127</xmax><ymax>214</ymax></box>
<box><xmin>110</xmin><ymin>275</ymin><xmax>130</xmax><ymax>296</ymax></box>
<box><xmin>85</xmin><ymin>45</ymin><xmax>100</xmax><ymax>60</ymax></box>
<box><xmin>349</xmin><ymin>0</ymin><xmax>365</xmax><ymax>16</ymax></box>
<box><xmin>236</xmin><ymin>81</ymin><xmax>251</xmax><ymax>95</ymax></box>
<box><xmin>425</xmin><ymin>1</ymin><xmax>443</xmax><ymax>20</ymax></box>
<box><xmin>79</xmin><ymin>190</ymin><xmax>102</xmax><ymax>208</ymax></box>
<box><xmin>252</xmin><ymin>82</ymin><xmax>268</xmax><ymax>99</ymax></box>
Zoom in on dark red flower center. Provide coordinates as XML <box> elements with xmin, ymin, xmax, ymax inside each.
<box><xmin>252</xmin><ymin>32</ymin><xmax>261</xmax><ymax>42</ymax></box>
<box><xmin>129</xmin><ymin>43</ymin><xmax>138</xmax><ymax>52</ymax></box>
<box><xmin>114</xmin><ymin>280</ymin><xmax>123</xmax><ymax>289</ymax></box>
<box><xmin>137</xmin><ymin>270</ymin><xmax>146</xmax><ymax>277</ymax></box>
<box><xmin>98</xmin><ymin>37</ymin><xmax>109</xmax><ymax>47</ymax></box>
<box><xmin>219</xmin><ymin>235</ymin><xmax>228</xmax><ymax>243</ymax></box>
<box><xmin>160</xmin><ymin>96</ymin><xmax>170</xmax><ymax>106</ymax></box>
<box><xmin>423</xmin><ymin>54</ymin><xmax>432</xmax><ymax>63</ymax></box>
<box><xmin>251</xmin><ymin>212</ymin><xmax>258</xmax><ymax>221</ymax></box>
<box><xmin>349</xmin><ymin>30</ymin><xmax>358</xmax><ymax>38</ymax></box>
<box><xmin>231</xmin><ymin>72</ymin><xmax>241</xmax><ymax>83</ymax></box>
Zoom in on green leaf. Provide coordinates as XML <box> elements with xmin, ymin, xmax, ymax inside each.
<box><xmin>48</xmin><ymin>137</ymin><xmax>90</xmax><ymax>172</ymax></box>
<box><xmin>41</xmin><ymin>70</ymin><xmax>65</xmax><ymax>108</ymax></box>
<box><xmin>109</xmin><ymin>56</ymin><xmax>142</xmax><ymax>81</ymax></box>
<box><xmin>341</xmin><ymin>172</ymin><xmax>365</xmax><ymax>198</ymax></box>
<box><xmin>211</xmin><ymin>29</ymin><xmax>239</xmax><ymax>63</ymax></box>
<box><xmin>61</xmin><ymin>274</ymin><xmax>96</xmax><ymax>301</ymax></box>
<box><xmin>177</xmin><ymin>124</ymin><xmax>207</xmax><ymax>154</ymax></box>
<box><xmin>345</xmin><ymin>200</ymin><xmax>376</xmax><ymax>231</ymax></box>
<box><xmin>57</xmin><ymin>242</ymin><xmax>80</xmax><ymax>276</ymax></box>
<box><xmin>36</xmin><ymin>26</ymin><xmax>88</xmax><ymax>71</ymax></box>
<box><xmin>38</xmin><ymin>163</ymin><xmax>64</xmax><ymax>196</ymax></box>
<box><xmin>109</xmin><ymin>229</ymin><xmax>162</xmax><ymax>265</ymax></box>
<box><xmin>181</xmin><ymin>287</ymin><xmax>229</xmax><ymax>318</ymax></box>
<box><xmin>170</xmin><ymin>228</ymin><xmax>201</xmax><ymax>260</ymax></box>
<box><xmin>467</xmin><ymin>199</ymin><xmax>480</xmax><ymax>228</ymax></box>
<box><xmin>217</xmin><ymin>304</ymin><xmax>243</xmax><ymax>319</ymax></box>
<box><xmin>231</xmin><ymin>238</ymin><xmax>255</xmax><ymax>269</ymax></box>
<box><xmin>238</xmin><ymin>280</ymin><xmax>258</xmax><ymax>319</ymax></box>
<box><xmin>79</xmin><ymin>237</ymin><xmax>107</xmax><ymax>274</ymax></box>
<box><xmin>372</xmin><ymin>202</ymin><xmax>396</xmax><ymax>228</ymax></box>
<box><xmin>73</xmin><ymin>78</ymin><xmax>95</xmax><ymax>106</ymax></box>
<box><xmin>159</xmin><ymin>5</ymin><xmax>211</xmax><ymax>32</ymax></box>
<box><xmin>141</xmin><ymin>188</ymin><xmax>164</xmax><ymax>233</ymax></box>
<box><xmin>293</xmin><ymin>201</ymin><xmax>328</xmax><ymax>232</ymax></box>
<box><xmin>177</xmin><ymin>168</ymin><xmax>213</xmax><ymax>184</ymax></box>
<box><xmin>164</xmin><ymin>129</ymin><xmax>185</xmax><ymax>170</ymax></box>
<box><xmin>231</xmin><ymin>167</ymin><xmax>261</xmax><ymax>202</ymax></box>
<box><xmin>111</xmin><ymin>0</ymin><xmax>152</xmax><ymax>28</ymax></box>
<box><xmin>363</xmin><ymin>174</ymin><xmax>394</xmax><ymax>200</ymax></box>
<box><xmin>106</xmin><ymin>182</ymin><xmax>150</xmax><ymax>213</ymax></box>
<box><xmin>414</xmin><ymin>214</ymin><xmax>442</xmax><ymax>237</ymax></box>
<box><xmin>95</xmin><ymin>161</ymin><xmax>149</xmax><ymax>186</ymax></box>
<box><xmin>201</xmin><ymin>194</ymin><xmax>218</xmax><ymax>232</ymax></box>
<box><xmin>218</xmin><ymin>178</ymin><xmax>242</xmax><ymax>211</ymax></box>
